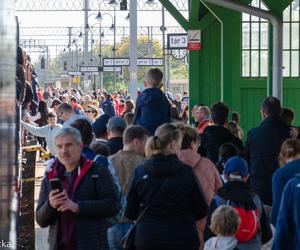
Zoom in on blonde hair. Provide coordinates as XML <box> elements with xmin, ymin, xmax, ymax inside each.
<box><xmin>179</xmin><ymin>124</ymin><xmax>199</xmax><ymax>149</ymax></box>
<box><xmin>145</xmin><ymin>123</ymin><xmax>181</xmax><ymax>157</ymax></box>
<box><xmin>210</xmin><ymin>205</ymin><xmax>241</xmax><ymax>236</ymax></box>
<box><xmin>278</xmin><ymin>138</ymin><xmax>300</xmax><ymax>167</ymax></box>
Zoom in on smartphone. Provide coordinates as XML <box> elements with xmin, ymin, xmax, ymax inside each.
<box><xmin>49</xmin><ymin>178</ymin><xmax>63</xmax><ymax>192</ymax></box>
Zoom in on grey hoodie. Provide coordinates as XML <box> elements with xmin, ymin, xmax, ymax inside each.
<box><xmin>204</xmin><ymin>236</ymin><xmax>238</xmax><ymax>250</ymax></box>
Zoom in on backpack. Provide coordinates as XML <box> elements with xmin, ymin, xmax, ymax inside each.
<box><xmin>227</xmin><ymin>199</ymin><xmax>259</xmax><ymax>243</ymax></box>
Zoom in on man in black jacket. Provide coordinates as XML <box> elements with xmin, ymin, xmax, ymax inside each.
<box><xmin>199</xmin><ymin>102</ymin><xmax>243</xmax><ymax>164</ymax></box>
<box><xmin>36</xmin><ymin>127</ymin><xmax>119</xmax><ymax>250</ymax></box>
<box><xmin>244</xmin><ymin>96</ymin><xmax>291</xmax><ymax>206</ymax></box>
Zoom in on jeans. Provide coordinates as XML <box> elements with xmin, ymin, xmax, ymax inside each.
<box><xmin>107</xmin><ymin>223</ymin><xmax>132</xmax><ymax>250</ymax></box>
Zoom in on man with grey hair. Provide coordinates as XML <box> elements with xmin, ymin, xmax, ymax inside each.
<box><xmin>196</xmin><ymin>106</ymin><xmax>211</xmax><ymax>134</ymax></box>
<box><xmin>36</xmin><ymin>126</ymin><xmax>119</xmax><ymax>250</ymax></box>
<box><xmin>133</xmin><ymin>68</ymin><xmax>171</xmax><ymax>135</ymax></box>
<box><xmin>57</xmin><ymin>102</ymin><xmax>92</xmax><ymax>127</ymax></box>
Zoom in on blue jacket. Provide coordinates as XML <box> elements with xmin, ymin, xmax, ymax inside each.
<box><xmin>272</xmin><ymin>173</ymin><xmax>300</xmax><ymax>250</ymax></box>
<box><xmin>81</xmin><ymin>146</ymin><xmax>121</xmax><ymax>191</ymax></box>
<box><xmin>271</xmin><ymin>159</ymin><xmax>300</xmax><ymax>226</ymax></box>
<box><xmin>133</xmin><ymin>88</ymin><xmax>171</xmax><ymax>135</ymax></box>
<box><xmin>244</xmin><ymin>116</ymin><xmax>291</xmax><ymax>205</ymax></box>
<box><xmin>102</xmin><ymin>99</ymin><xmax>116</xmax><ymax>117</ymax></box>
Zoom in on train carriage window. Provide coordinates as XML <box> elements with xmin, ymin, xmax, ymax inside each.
<box><xmin>242</xmin><ymin>0</ymin><xmax>269</xmax><ymax>77</ymax></box>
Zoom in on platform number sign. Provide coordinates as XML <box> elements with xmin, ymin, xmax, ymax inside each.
<box><xmin>167</xmin><ymin>33</ymin><xmax>187</xmax><ymax>50</ymax></box>
<box><xmin>167</xmin><ymin>33</ymin><xmax>188</xmax><ymax>60</ymax></box>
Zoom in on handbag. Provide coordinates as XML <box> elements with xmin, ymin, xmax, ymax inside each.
<box><xmin>121</xmin><ymin>179</ymin><xmax>168</xmax><ymax>250</ymax></box>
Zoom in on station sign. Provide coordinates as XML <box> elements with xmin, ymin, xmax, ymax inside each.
<box><xmin>60</xmin><ymin>74</ymin><xmax>70</xmax><ymax>78</ymax></box>
<box><xmin>103</xmin><ymin>66</ymin><xmax>122</xmax><ymax>73</ymax></box>
<box><xmin>167</xmin><ymin>33</ymin><xmax>187</xmax><ymax>50</ymax></box>
<box><xmin>80</xmin><ymin>66</ymin><xmax>101</xmax><ymax>72</ymax></box>
<box><xmin>103</xmin><ymin>58</ymin><xmax>163</xmax><ymax>66</ymax></box>
<box><xmin>103</xmin><ymin>58</ymin><xmax>130</xmax><ymax>66</ymax></box>
<box><xmin>138</xmin><ymin>58</ymin><xmax>163</xmax><ymax>66</ymax></box>
<box><xmin>68</xmin><ymin>71</ymin><xmax>82</xmax><ymax>76</ymax></box>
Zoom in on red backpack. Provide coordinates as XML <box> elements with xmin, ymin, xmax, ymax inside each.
<box><xmin>227</xmin><ymin>200</ymin><xmax>259</xmax><ymax>242</ymax></box>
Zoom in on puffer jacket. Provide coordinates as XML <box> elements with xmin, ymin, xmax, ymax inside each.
<box><xmin>36</xmin><ymin>156</ymin><xmax>119</xmax><ymax>250</ymax></box>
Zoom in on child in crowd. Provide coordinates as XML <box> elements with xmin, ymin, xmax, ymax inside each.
<box><xmin>205</xmin><ymin>156</ymin><xmax>272</xmax><ymax>250</ymax></box>
<box><xmin>133</xmin><ymin>68</ymin><xmax>171</xmax><ymax>135</ymax></box>
<box><xmin>204</xmin><ymin>205</ymin><xmax>240</xmax><ymax>250</ymax></box>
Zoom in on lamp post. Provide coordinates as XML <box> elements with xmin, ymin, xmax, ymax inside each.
<box><xmin>108</xmin><ymin>0</ymin><xmax>119</xmax><ymax>92</ymax></box>
<box><xmin>83</xmin><ymin>0</ymin><xmax>90</xmax><ymax>90</ymax></box>
<box><xmin>146</xmin><ymin>0</ymin><xmax>167</xmax><ymax>92</ymax></box>
<box><xmin>96</xmin><ymin>11</ymin><xmax>104</xmax><ymax>90</ymax></box>
<box><xmin>96</xmin><ymin>10</ymin><xmax>116</xmax><ymax>91</ymax></box>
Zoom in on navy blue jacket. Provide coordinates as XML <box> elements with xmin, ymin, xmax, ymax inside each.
<box><xmin>272</xmin><ymin>173</ymin><xmax>300</xmax><ymax>250</ymax></box>
<box><xmin>125</xmin><ymin>154</ymin><xmax>207</xmax><ymax>249</ymax></box>
<box><xmin>271</xmin><ymin>159</ymin><xmax>300</xmax><ymax>226</ymax></box>
<box><xmin>102</xmin><ymin>99</ymin><xmax>116</xmax><ymax>117</ymax></box>
<box><xmin>133</xmin><ymin>88</ymin><xmax>171</xmax><ymax>135</ymax></box>
<box><xmin>244</xmin><ymin>116</ymin><xmax>291</xmax><ymax>205</ymax></box>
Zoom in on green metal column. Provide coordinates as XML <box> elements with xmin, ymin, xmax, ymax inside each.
<box><xmin>189</xmin><ymin>0</ymin><xmax>202</xmax><ymax>109</ymax></box>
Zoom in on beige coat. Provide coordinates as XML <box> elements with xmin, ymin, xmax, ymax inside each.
<box><xmin>178</xmin><ymin>149</ymin><xmax>223</xmax><ymax>249</ymax></box>
<box><xmin>109</xmin><ymin>150</ymin><xmax>145</xmax><ymax>195</ymax></box>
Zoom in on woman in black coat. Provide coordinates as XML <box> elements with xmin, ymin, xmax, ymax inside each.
<box><xmin>125</xmin><ymin>123</ymin><xmax>208</xmax><ymax>250</ymax></box>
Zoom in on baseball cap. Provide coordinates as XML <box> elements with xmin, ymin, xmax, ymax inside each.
<box><xmin>224</xmin><ymin>156</ymin><xmax>249</xmax><ymax>177</ymax></box>
<box><xmin>92</xmin><ymin>114</ymin><xmax>110</xmax><ymax>135</ymax></box>
<box><xmin>107</xmin><ymin>116</ymin><xmax>127</xmax><ymax>131</ymax></box>
<box><xmin>50</xmin><ymin>99</ymin><xmax>62</xmax><ymax>108</ymax></box>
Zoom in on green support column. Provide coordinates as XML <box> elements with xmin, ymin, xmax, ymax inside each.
<box><xmin>188</xmin><ymin>0</ymin><xmax>202</xmax><ymax>111</ymax></box>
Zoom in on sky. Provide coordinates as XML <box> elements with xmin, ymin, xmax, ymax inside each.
<box><xmin>17</xmin><ymin>5</ymin><xmax>188</xmax><ymax>63</ymax></box>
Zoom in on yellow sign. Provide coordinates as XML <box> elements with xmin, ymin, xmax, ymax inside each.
<box><xmin>73</xmin><ymin>76</ymin><xmax>81</xmax><ymax>84</ymax></box>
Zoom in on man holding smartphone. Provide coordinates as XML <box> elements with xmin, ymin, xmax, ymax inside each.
<box><xmin>36</xmin><ymin>127</ymin><xmax>120</xmax><ymax>250</ymax></box>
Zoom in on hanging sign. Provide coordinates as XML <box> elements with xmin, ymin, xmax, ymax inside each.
<box><xmin>187</xmin><ymin>30</ymin><xmax>202</xmax><ymax>51</ymax></box>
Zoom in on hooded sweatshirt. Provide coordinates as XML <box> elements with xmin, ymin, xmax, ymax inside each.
<box><xmin>204</xmin><ymin>236</ymin><xmax>238</xmax><ymax>250</ymax></box>
<box><xmin>133</xmin><ymin>87</ymin><xmax>171</xmax><ymax>135</ymax></box>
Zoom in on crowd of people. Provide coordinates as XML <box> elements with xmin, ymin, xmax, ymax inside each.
<box><xmin>17</xmin><ymin>46</ymin><xmax>300</xmax><ymax>250</ymax></box>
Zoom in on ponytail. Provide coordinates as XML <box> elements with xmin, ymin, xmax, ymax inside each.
<box><xmin>145</xmin><ymin>136</ymin><xmax>161</xmax><ymax>157</ymax></box>
<box><xmin>145</xmin><ymin>123</ymin><xmax>181</xmax><ymax>157</ymax></box>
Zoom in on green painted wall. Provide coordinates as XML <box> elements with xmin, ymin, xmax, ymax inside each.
<box><xmin>160</xmin><ymin>0</ymin><xmax>300</xmax><ymax>137</ymax></box>
<box><xmin>198</xmin><ymin>18</ymin><xmax>221</xmax><ymax>105</ymax></box>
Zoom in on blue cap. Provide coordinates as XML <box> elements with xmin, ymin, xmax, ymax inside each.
<box><xmin>92</xmin><ymin>114</ymin><xmax>110</xmax><ymax>135</ymax></box>
<box><xmin>107</xmin><ymin>116</ymin><xmax>127</xmax><ymax>131</ymax></box>
<box><xmin>224</xmin><ymin>156</ymin><xmax>249</xmax><ymax>177</ymax></box>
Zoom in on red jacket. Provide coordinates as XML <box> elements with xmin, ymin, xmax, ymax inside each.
<box><xmin>197</xmin><ymin>120</ymin><xmax>211</xmax><ymax>134</ymax></box>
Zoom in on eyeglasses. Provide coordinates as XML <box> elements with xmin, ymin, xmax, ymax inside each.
<box><xmin>84</xmin><ymin>110</ymin><xmax>92</xmax><ymax>113</ymax></box>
